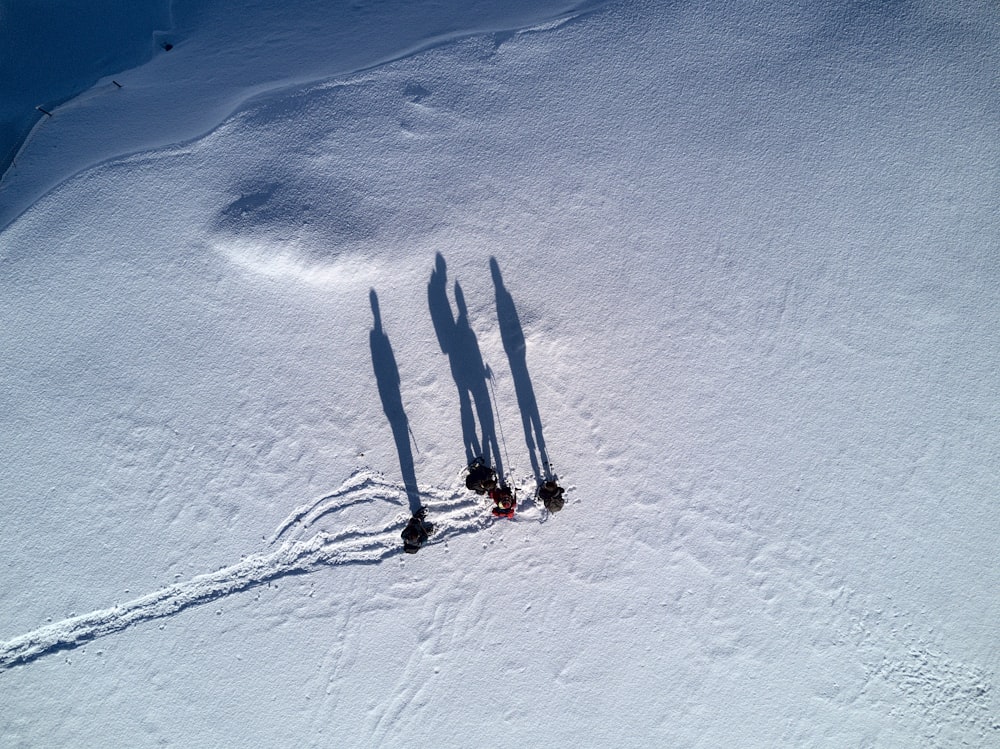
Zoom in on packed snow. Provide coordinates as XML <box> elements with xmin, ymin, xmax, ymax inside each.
<box><xmin>1</xmin><ymin>1</ymin><xmax>998</xmax><ymax>746</ymax></box>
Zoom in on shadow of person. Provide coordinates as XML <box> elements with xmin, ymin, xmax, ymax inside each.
<box><xmin>453</xmin><ymin>281</ymin><xmax>503</xmax><ymax>474</ymax></box>
<box><xmin>490</xmin><ymin>257</ymin><xmax>551</xmax><ymax>482</ymax></box>
<box><xmin>427</xmin><ymin>253</ymin><xmax>503</xmax><ymax>476</ymax></box>
<box><xmin>369</xmin><ymin>289</ymin><xmax>421</xmax><ymax>513</ymax></box>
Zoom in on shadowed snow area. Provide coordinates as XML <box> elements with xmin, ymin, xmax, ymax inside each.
<box><xmin>0</xmin><ymin>0</ymin><xmax>609</xmax><ymax>228</ymax></box>
<box><xmin>1</xmin><ymin>1</ymin><xmax>998</xmax><ymax>747</ymax></box>
<box><xmin>0</xmin><ymin>0</ymin><xmax>172</xmax><ymax>176</ymax></box>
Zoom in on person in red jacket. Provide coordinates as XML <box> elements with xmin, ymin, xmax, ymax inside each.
<box><xmin>489</xmin><ymin>484</ymin><xmax>516</xmax><ymax>518</ymax></box>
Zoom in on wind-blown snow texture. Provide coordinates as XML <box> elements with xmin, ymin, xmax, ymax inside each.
<box><xmin>2</xmin><ymin>1</ymin><xmax>999</xmax><ymax>747</ymax></box>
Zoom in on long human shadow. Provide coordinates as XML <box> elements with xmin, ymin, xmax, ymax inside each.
<box><xmin>490</xmin><ymin>257</ymin><xmax>551</xmax><ymax>481</ymax></box>
<box><xmin>369</xmin><ymin>289</ymin><xmax>421</xmax><ymax>513</ymax></box>
<box><xmin>428</xmin><ymin>253</ymin><xmax>503</xmax><ymax>475</ymax></box>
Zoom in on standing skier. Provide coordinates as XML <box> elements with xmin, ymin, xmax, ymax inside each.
<box><xmin>538</xmin><ymin>480</ymin><xmax>565</xmax><ymax>513</ymax></box>
<box><xmin>465</xmin><ymin>458</ymin><xmax>498</xmax><ymax>495</ymax></box>
<box><xmin>401</xmin><ymin>508</ymin><xmax>433</xmax><ymax>554</ymax></box>
<box><xmin>489</xmin><ymin>484</ymin><xmax>516</xmax><ymax>518</ymax></box>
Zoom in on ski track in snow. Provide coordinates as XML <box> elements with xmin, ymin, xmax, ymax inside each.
<box><xmin>0</xmin><ymin>469</ymin><xmax>501</xmax><ymax>672</ymax></box>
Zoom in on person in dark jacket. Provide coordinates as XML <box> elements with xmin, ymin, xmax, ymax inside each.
<box><xmin>465</xmin><ymin>458</ymin><xmax>497</xmax><ymax>495</ymax></box>
<box><xmin>401</xmin><ymin>508</ymin><xmax>432</xmax><ymax>553</ymax></box>
<box><xmin>538</xmin><ymin>480</ymin><xmax>565</xmax><ymax>513</ymax></box>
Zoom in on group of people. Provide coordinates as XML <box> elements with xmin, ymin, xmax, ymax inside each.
<box><xmin>464</xmin><ymin>458</ymin><xmax>514</xmax><ymax>517</ymax></box>
<box><xmin>400</xmin><ymin>459</ymin><xmax>565</xmax><ymax>553</ymax></box>
<box><xmin>465</xmin><ymin>458</ymin><xmax>564</xmax><ymax>517</ymax></box>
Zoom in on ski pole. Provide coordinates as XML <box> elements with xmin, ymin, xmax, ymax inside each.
<box><xmin>486</xmin><ymin>366</ymin><xmax>513</xmax><ymax>481</ymax></box>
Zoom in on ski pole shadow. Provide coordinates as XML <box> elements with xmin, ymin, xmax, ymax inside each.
<box><xmin>427</xmin><ymin>253</ymin><xmax>503</xmax><ymax>475</ymax></box>
<box><xmin>490</xmin><ymin>257</ymin><xmax>551</xmax><ymax>482</ymax></box>
<box><xmin>369</xmin><ymin>289</ymin><xmax>421</xmax><ymax>514</ymax></box>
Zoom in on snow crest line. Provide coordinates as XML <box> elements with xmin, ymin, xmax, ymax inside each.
<box><xmin>0</xmin><ymin>470</ymin><xmax>486</xmax><ymax>671</ymax></box>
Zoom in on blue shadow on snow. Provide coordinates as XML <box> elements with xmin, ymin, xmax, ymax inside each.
<box><xmin>369</xmin><ymin>289</ymin><xmax>421</xmax><ymax>513</ymax></box>
<box><xmin>490</xmin><ymin>257</ymin><xmax>552</xmax><ymax>482</ymax></box>
<box><xmin>427</xmin><ymin>253</ymin><xmax>503</xmax><ymax>476</ymax></box>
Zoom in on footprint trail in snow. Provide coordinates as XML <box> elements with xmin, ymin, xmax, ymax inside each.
<box><xmin>0</xmin><ymin>469</ymin><xmax>488</xmax><ymax>670</ymax></box>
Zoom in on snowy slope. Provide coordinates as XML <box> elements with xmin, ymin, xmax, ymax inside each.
<box><xmin>0</xmin><ymin>0</ymin><xmax>172</xmax><ymax>176</ymax></box>
<box><xmin>2</xmin><ymin>1</ymin><xmax>999</xmax><ymax>747</ymax></box>
<box><xmin>0</xmin><ymin>0</ymin><xmax>608</xmax><ymax>228</ymax></box>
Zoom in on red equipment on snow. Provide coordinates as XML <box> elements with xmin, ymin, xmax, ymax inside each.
<box><xmin>489</xmin><ymin>484</ymin><xmax>516</xmax><ymax>518</ymax></box>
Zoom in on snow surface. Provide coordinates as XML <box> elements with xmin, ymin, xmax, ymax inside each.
<box><xmin>2</xmin><ymin>1</ymin><xmax>999</xmax><ymax>746</ymax></box>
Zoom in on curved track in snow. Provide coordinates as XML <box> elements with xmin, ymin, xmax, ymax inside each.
<box><xmin>0</xmin><ymin>470</ymin><xmax>490</xmax><ymax>671</ymax></box>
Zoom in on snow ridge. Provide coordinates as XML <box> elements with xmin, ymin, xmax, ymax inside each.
<box><xmin>0</xmin><ymin>469</ymin><xmax>487</xmax><ymax>671</ymax></box>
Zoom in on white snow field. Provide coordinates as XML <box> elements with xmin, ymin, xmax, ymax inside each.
<box><xmin>2</xmin><ymin>1</ymin><xmax>998</xmax><ymax>746</ymax></box>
